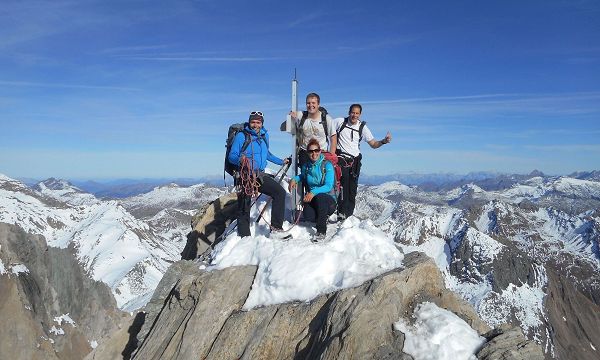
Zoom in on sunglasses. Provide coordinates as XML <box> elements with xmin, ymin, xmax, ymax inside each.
<box><xmin>307</xmin><ymin>148</ymin><xmax>321</xmax><ymax>153</ymax></box>
<box><xmin>250</xmin><ymin>111</ymin><xmax>264</xmax><ymax>117</ymax></box>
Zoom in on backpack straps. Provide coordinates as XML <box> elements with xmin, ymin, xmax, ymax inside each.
<box><xmin>337</xmin><ymin>117</ymin><xmax>367</xmax><ymax>142</ymax></box>
<box><xmin>240</xmin><ymin>130</ymin><xmax>267</xmax><ymax>153</ymax></box>
<box><xmin>300</xmin><ymin>109</ymin><xmax>329</xmax><ymax>139</ymax></box>
<box><xmin>358</xmin><ymin>121</ymin><xmax>366</xmax><ymax>141</ymax></box>
<box><xmin>240</xmin><ymin>130</ymin><xmax>252</xmax><ymax>153</ymax></box>
<box><xmin>319</xmin><ymin>160</ymin><xmax>329</xmax><ymax>186</ymax></box>
<box><xmin>321</xmin><ymin>111</ymin><xmax>328</xmax><ymax>138</ymax></box>
<box><xmin>336</xmin><ymin>117</ymin><xmax>349</xmax><ymax>137</ymax></box>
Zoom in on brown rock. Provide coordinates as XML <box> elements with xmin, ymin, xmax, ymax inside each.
<box><xmin>94</xmin><ymin>253</ymin><xmax>503</xmax><ymax>359</ymax></box>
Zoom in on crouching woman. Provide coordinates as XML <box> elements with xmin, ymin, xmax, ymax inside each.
<box><xmin>288</xmin><ymin>138</ymin><xmax>336</xmax><ymax>241</ymax></box>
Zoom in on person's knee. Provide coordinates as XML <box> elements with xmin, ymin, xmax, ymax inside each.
<box><xmin>276</xmin><ymin>184</ymin><xmax>286</xmax><ymax>196</ymax></box>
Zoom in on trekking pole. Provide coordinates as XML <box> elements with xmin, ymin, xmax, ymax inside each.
<box><xmin>255</xmin><ymin>160</ymin><xmax>292</xmax><ymax>224</ymax></box>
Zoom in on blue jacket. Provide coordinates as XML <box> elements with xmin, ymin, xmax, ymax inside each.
<box><xmin>293</xmin><ymin>154</ymin><xmax>335</xmax><ymax>199</ymax></box>
<box><xmin>228</xmin><ymin>124</ymin><xmax>284</xmax><ymax>171</ymax></box>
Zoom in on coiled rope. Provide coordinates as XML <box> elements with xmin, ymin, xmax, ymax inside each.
<box><xmin>237</xmin><ymin>156</ymin><xmax>260</xmax><ymax>197</ymax></box>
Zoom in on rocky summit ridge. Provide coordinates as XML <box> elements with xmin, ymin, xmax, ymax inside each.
<box><xmin>88</xmin><ymin>252</ymin><xmax>543</xmax><ymax>360</ymax></box>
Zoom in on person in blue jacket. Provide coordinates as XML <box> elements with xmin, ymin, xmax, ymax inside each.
<box><xmin>228</xmin><ymin>111</ymin><xmax>289</xmax><ymax>238</ymax></box>
<box><xmin>288</xmin><ymin>138</ymin><xmax>336</xmax><ymax>241</ymax></box>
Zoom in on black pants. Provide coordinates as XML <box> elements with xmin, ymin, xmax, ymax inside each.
<box><xmin>337</xmin><ymin>154</ymin><xmax>361</xmax><ymax>217</ymax></box>
<box><xmin>296</xmin><ymin>148</ymin><xmax>311</xmax><ymax>196</ymax></box>
<box><xmin>302</xmin><ymin>193</ymin><xmax>336</xmax><ymax>234</ymax></box>
<box><xmin>237</xmin><ymin>175</ymin><xmax>285</xmax><ymax>237</ymax></box>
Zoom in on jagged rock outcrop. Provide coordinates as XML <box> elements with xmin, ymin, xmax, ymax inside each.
<box><xmin>477</xmin><ymin>324</ymin><xmax>545</xmax><ymax>359</ymax></box>
<box><xmin>181</xmin><ymin>192</ymin><xmax>237</xmax><ymax>259</ymax></box>
<box><xmin>0</xmin><ymin>222</ymin><xmax>127</xmax><ymax>360</ymax></box>
<box><xmin>88</xmin><ymin>251</ymin><xmax>542</xmax><ymax>359</ymax></box>
<box><xmin>545</xmin><ymin>262</ymin><xmax>600</xmax><ymax>360</ymax></box>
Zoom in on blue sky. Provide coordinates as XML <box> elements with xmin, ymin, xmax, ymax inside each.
<box><xmin>1</xmin><ymin>0</ymin><xmax>599</xmax><ymax>179</ymax></box>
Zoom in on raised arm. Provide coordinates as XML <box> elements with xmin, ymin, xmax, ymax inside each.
<box><xmin>367</xmin><ymin>131</ymin><xmax>392</xmax><ymax>149</ymax></box>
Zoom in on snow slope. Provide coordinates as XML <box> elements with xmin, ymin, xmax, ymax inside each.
<box><xmin>33</xmin><ymin>178</ymin><xmax>99</xmax><ymax>206</ymax></box>
<box><xmin>208</xmin><ymin>215</ymin><xmax>404</xmax><ymax>309</ymax></box>
<box><xmin>0</xmin><ymin>174</ymin><xmax>216</xmax><ymax>310</ymax></box>
<box><xmin>352</xmin><ymin>178</ymin><xmax>600</xmax><ymax>355</ymax></box>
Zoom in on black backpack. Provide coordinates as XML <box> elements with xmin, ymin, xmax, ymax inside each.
<box><xmin>337</xmin><ymin>117</ymin><xmax>367</xmax><ymax>143</ymax></box>
<box><xmin>299</xmin><ymin>106</ymin><xmax>329</xmax><ymax>138</ymax></box>
<box><xmin>224</xmin><ymin>123</ymin><xmax>267</xmax><ymax>177</ymax></box>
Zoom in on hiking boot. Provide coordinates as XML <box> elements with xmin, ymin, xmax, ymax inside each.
<box><xmin>269</xmin><ymin>228</ymin><xmax>291</xmax><ymax>240</ymax></box>
<box><xmin>312</xmin><ymin>232</ymin><xmax>326</xmax><ymax>243</ymax></box>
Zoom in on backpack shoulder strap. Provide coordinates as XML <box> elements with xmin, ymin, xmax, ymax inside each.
<box><xmin>321</xmin><ymin>112</ymin><xmax>328</xmax><ymax>138</ymax></box>
<box><xmin>358</xmin><ymin>121</ymin><xmax>367</xmax><ymax>141</ymax></box>
<box><xmin>299</xmin><ymin>111</ymin><xmax>308</xmax><ymax>129</ymax></box>
<box><xmin>301</xmin><ymin>110</ymin><xmax>329</xmax><ymax>141</ymax></box>
<box><xmin>240</xmin><ymin>131</ymin><xmax>252</xmax><ymax>153</ymax></box>
<box><xmin>337</xmin><ymin>117</ymin><xmax>349</xmax><ymax>136</ymax></box>
<box><xmin>319</xmin><ymin>160</ymin><xmax>329</xmax><ymax>186</ymax></box>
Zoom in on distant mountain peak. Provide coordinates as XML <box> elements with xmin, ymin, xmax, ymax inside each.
<box><xmin>528</xmin><ymin>170</ymin><xmax>545</xmax><ymax>177</ymax></box>
<box><xmin>39</xmin><ymin>177</ymin><xmax>76</xmax><ymax>190</ymax></box>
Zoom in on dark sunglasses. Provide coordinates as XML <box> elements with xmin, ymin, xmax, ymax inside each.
<box><xmin>307</xmin><ymin>148</ymin><xmax>321</xmax><ymax>153</ymax></box>
<box><xmin>250</xmin><ymin>111</ymin><xmax>264</xmax><ymax>117</ymax></box>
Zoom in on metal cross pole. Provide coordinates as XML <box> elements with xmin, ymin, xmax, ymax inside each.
<box><xmin>280</xmin><ymin>69</ymin><xmax>300</xmax><ymax>222</ymax></box>
<box><xmin>291</xmin><ymin>70</ymin><xmax>300</xmax><ymax>221</ymax></box>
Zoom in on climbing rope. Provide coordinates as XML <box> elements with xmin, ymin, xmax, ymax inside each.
<box><xmin>237</xmin><ymin>156</ymin><xmax>261</xmax><ymax>197</ymax></box>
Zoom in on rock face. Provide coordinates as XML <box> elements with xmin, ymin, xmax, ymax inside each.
<box><xmin>544</xmin><ymin>262</ymin><xmax>600</xmax><ymax>360</ymax></box>
<box><xmin>477</xmin><ymin>324</ymin><xmax>545</xmax><ymax>360</ymax></box>
<box><xmin>181</xmin><ymin>192</ymin><xmax>237</xmax><ymax>260</ymax></box>
<box><xmin>0</xmin><ymin>222</ymin><xmax>126</xmax><ymax>360</ymax></box>
<box><xmin>88</xmin><ymin>252</ymin><xmax>542</xmax><ymax>359</ymax></box>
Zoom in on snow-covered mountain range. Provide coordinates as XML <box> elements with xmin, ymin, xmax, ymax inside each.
<box><xmin>354</xmin><ymin>176</ymin><xmax>600</xmax><ymax>359</ymax></box>
<box><xmin>0</xmin><ymin>174</ymin><xmax>225</xmax><ymax>310</ymax></box>
<box><xmin>2</xmin><ymin>171</ymin><xmax>599</xmax><ymax>359</ymax></box>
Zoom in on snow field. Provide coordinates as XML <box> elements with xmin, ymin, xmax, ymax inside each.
<box><xmin>208</xmin><ymin>215</ymin><xmax>405</xmax><ymax>310</ymax></box>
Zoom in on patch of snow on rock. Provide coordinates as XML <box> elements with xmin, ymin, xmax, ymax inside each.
<box><xmin>49</xmin><ymin>326</ymin><xmax>65</xmax><ymax>336</ymax></box>
<box><xmin>394</xmin><ymin>302</ymin><xmax>485</xmax><ymax>360</ymax></box>
<box><xmin>10</xmin><ymin>263</ymin><xmax>30</xmax><ymax>275</ymax></box>
<box><xmin>54</xmin><ymin>314</ymin><xmax>76</xmax><ymax>327</ymax></box>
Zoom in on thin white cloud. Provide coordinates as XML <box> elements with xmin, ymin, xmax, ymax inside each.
<box><xmin>121</xmin><ymin>56</ymin><xmax>283</xmax><ymax>62</ymax></box>
<box><xmin>98</xmin><ymin>44</ymin><xmax>173</xmax><ymax>55</ymax></box>
<box><xmin>524</xmin><ymin>144</ymin><xmax>600</xmax><ymax>152</ymax></box>
<box><xmin>0</xmin><ymin>80</ymin><xmax>140</xmax><ymax>91</ymax></box>
<box><xmin>334</xmin><ymin>92</ymin><xmax>600</xmax><ymax>124</ymax></box>
<box><xmin>335</xmin><ymin>36</ymin><xmax>418</xmax><ymax>53</ymax></box>
<box><xmin>287</xmin><ymin>12</ymin><xmax>325</xmax><ymax>28</ymax></box>
<box><xmin>0</xmin><ymin>0</ymin><xmax>192</xmax><ymax>49</ymax></box>
<box><xmin>345</xmin><ymin>92</ymin><xmax>600</xmax><ymax>105</ymax></box>
<box><xmin>564</xmin><ymin>57</ymin><xmax>598</xmax><ymax>64</ymax></box>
